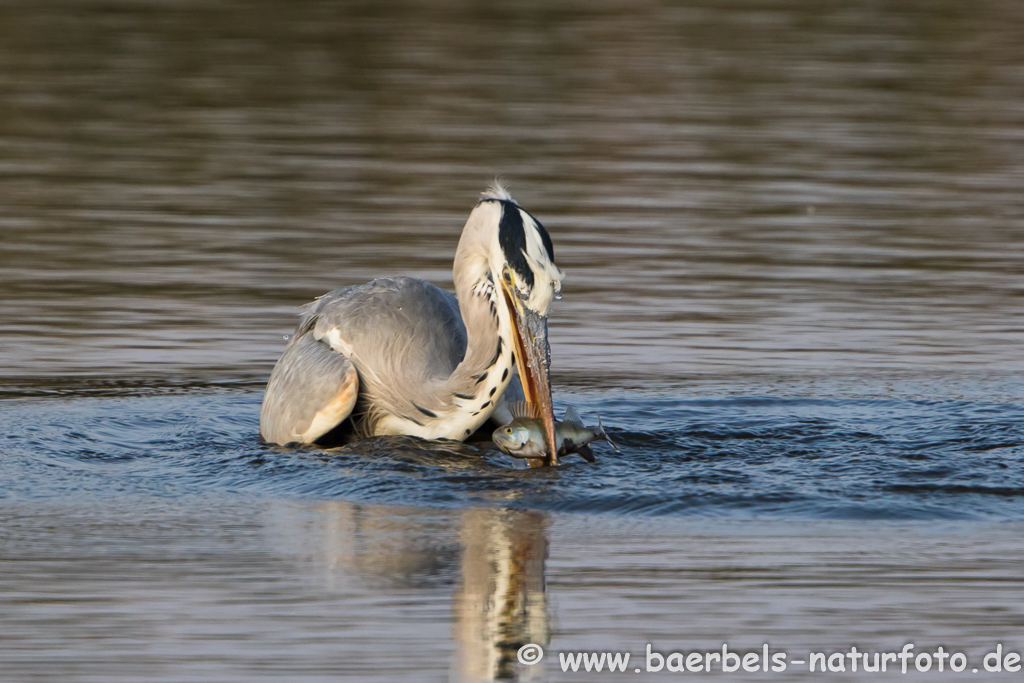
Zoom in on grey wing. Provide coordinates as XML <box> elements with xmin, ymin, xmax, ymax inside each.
<box><xmin>260</xmin><ymin>312</ymin><xmax>360</xmax><ymax>446</ymax></box>
<box><xmin>261</xmin><ymin>277</ymin><xmax>468</xmax><ymax>445</ymax></box>
<box><xmin>311</xmin><ymin>277</ymin><xmax>468</xmax><ymax>421</ymax></box>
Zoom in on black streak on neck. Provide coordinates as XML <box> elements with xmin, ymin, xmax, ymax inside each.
<box><xmin>413</xmin><ymin>403</ymin><xmax>437</xmax><ymax>418</ymax></box>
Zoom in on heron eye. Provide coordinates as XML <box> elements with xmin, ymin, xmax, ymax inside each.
<box><xmin>502</xmin><ymin>269</ymin><xmax>513</xmax><ymax>283</ymax></box>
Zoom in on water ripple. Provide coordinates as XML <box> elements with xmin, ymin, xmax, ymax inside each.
<box><xmin>3</xmin><ymin>385</ymin><xmax>1022</xmax><ymax>520</ymax></box>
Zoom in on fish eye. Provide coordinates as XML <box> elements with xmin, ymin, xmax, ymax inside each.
<box><xmin>504</xmin><ymin>427</ymin><xmax>514</xmax><ymax>434</ymax></box>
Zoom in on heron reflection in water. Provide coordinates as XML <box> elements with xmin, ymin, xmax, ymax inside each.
<box><xmin>260</xmin><ymin>183</ymin><xmax>564</xmax><ymax>463</ymax></box>
<box><xmin>276</xmin><ymin>502</ymin><xmax>550</xmax><ymax>682</ymax></box>
<box><xmin>452</xmin><ymin>508</ymin><xmax>549</xmax><ymax>682</ymax></box>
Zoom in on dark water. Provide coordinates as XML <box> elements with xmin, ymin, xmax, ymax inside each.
<box><xmin>2</xmin><ymin>0</ymin><xmax>1024</xmax><ymax>680</ymax></box>
<box><xmin>5</xmin><ymin>385</ymin><xmax>1024</xmax><ymax>520</ymax></box>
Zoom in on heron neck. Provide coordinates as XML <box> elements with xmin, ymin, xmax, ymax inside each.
<box><xmin>452</xmin><ymin>263</ymin><xmax>512</xmax><ymax>386</ymax></box>
<box><xmin>445</xmin><ymin>238</ymin><xmax>516</xmax><ymax>421</ymax></box>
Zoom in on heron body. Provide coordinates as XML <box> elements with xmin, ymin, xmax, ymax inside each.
<box><xmin>259</xmin><ymin>183</ymin><xmax>563</xmax><ymax>461</ymax></box>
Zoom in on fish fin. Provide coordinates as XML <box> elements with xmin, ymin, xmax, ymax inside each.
<box><xmin>508</xmin><ymin>400</ymin><xmax>540</xmax><ymax>420</ymax></box>
<box><xmin>576</xmin><ymin>444</ymin><xmax>596</xmax><ymax>462</ymax></box>
<box><xmin>561</xmin><ymin>406</ymin><xmax>584</xmax><ymax>426</ymax></box>
<box><xmin>597</xmin><ymin>412</ymin><xmax>621</xmax><ymax>452</ymax></box>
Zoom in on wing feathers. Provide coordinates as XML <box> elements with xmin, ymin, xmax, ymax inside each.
<box><xmin>260</xmin><ymin>331</ymin><xmax>359</xmax><ymax>445</ymax></box>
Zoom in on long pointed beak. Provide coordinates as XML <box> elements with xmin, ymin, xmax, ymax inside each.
<box><xmin>504</xmin><ymin>294</ymin><xmax>558</xmax><ymax>466</ymax></box>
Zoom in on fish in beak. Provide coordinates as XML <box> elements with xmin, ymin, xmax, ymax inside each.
<box><xmin>502</xmin><ymin>279</ymin><xmax>558</xmax><ymax>466</ymax></box>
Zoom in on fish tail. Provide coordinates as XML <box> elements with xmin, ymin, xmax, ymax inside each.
<box><xmin>597</xmin><ymin>412</ymin><xmax>621</xmax><ymax>453</ymax></box>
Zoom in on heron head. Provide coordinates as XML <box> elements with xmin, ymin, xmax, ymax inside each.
<box><xmin>479</xmin><ymin>183</ymin><xmax>564</xmax><ymax>464</ymax></box>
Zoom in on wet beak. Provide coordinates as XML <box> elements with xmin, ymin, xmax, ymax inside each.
<box><xmin>504</xmin><ymin>291</ymin><xmax>558</xmax><ymax>466</ymax></box>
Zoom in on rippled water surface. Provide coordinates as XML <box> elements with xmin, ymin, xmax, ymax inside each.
<box><xmin>2</xmin><ymin>0</ymin><xmax>1024</xmax><ymax>680</ymax></box>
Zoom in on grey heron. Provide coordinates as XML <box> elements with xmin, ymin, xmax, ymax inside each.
<box><xmin>259</xmin><ymin>182</ymin><xmax>565</xmax><ymax>464</ymax></box>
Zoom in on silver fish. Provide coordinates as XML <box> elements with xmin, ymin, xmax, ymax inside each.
<box><xmin>493</xmin><ymin>402</ymin><xmax>619</xmax><ymax>463</ymax></box>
